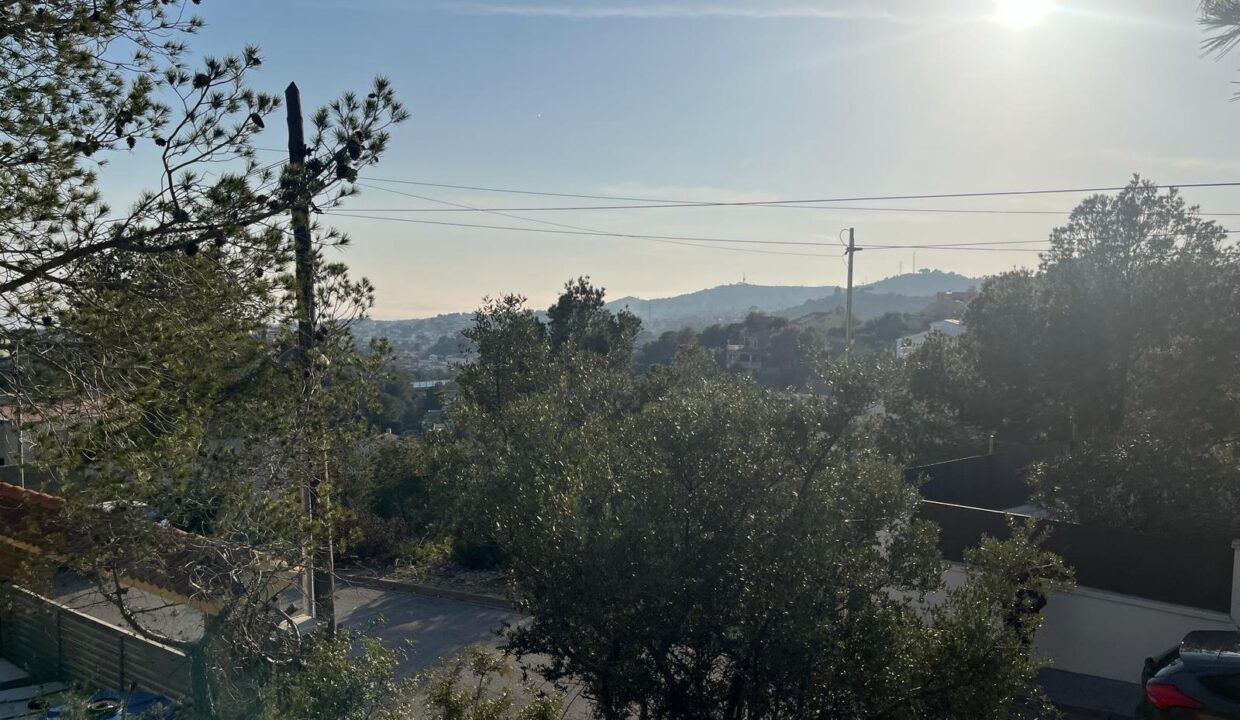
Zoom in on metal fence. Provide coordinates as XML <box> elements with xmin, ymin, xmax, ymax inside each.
<box><xmin>918</xmin><ymin>500</ymin><xmax>1236</xmax><ymax>613</ymax></box>
<box><xmin>906</xmin><ymin>454</ymin><xmax>1028</xmax><ymax>509</ymax></box>
<box><xmin>0</xmin><ymin>586</ymin><xmax>192</xmax><ymax>701</ymax></box>
<box><xmin>906</xmin><ymin>444</ymin><xmax>1065</xmax><ymax>510</ymax></box>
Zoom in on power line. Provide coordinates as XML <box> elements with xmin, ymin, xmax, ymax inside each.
<box><xmin>355</xmin><ymin>176</ymin><xmax>1240</xmax><ymax>212</ymax></box>
<box><xmin>326</xmin><ymin>209</ymin><xmax>1053</xmax><ymax>254</ymax></box>
<box><xmin>340</xmin><ymin>202</ymin><xmax>1072</xmax><ymax>216</ymax></box>
<box><xmin>346</xmin><ymin>181</ymin><xmax>847</xmax><ymax>258</ymax></box>
<box><xmin>250</xmin><ymin>146</ymin><xmax>1240</xmax><ymax>216</ymax></box>
<box><xmin>325</xmin><ymin>209</ymin><xmax>1240</xmax><ymax>256</ymax></box>
<box><xmin>859</xmin><ymin>245</ymin><xmax>1044</xmax><ymax>252</ymax></box>
<box><xmin>858</xmin><ymin>228</ymin><xmax>1240</xmax><ymax>252</ymax></box>
<box><xmin>338</xmin><ymin>176</ymin><xmax>1240</xmax><ymax>251</ymax></box>
<box><xmin>359</xmin><ymin>176</ymin><xmax>701</xmax><ymax>204</ymax></box>
<box><xmin>357</xmin><ymin>181</ymin><xmax>644</xmax><ymax>236</ymax></box>
<box><xmin>343</xmin><ymin>182</ymin><xmax>1082</xmax><ymax>260</ymax></box>
<box><xmin>252</xmin><ymin>146</ymin><xmax>1240</xmax><ymax>215</ymax></box>
<box><xmin>321</xmin><ymin>166</ymin><xmax>1240</xmax><ymax>256</ymax></box>
<box><xmin>324</xmin><ymin>210</ymin><xmax>838</xmax><ymax>255</ymax></box>
<box><xmin>862</xmin><ymin>239</ymin><xmax>1050</xmax><ymax>247</ymax></box>
<box><xmin>328</xmin><ymin>212</ymin><xmax>824</xmax><ymax>247</ymax></box>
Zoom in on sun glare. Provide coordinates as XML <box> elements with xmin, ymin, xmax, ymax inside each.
<box><xmin>995</xmin><ymin>0</ymin><xmax>1053</xmax><ymax>29</ymax></box>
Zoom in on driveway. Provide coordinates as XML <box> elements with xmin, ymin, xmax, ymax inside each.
<box><xmin>335</xmin><ymin>580</ymin><xmax>521</xmax><ymax>676</ymax></box>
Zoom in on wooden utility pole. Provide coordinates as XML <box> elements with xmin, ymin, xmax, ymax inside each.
<box><xmin>14</xmin><ymin>339</ymin><xmax>23</xmax><ymax>490</ymax></box>
<box><xmin>285</xmin><ymin>81</ymin><xmax>335</xmax><ymax>634</ymax></box>
<box><xmin>844</xmin><ymin>227</ymin><xmax>856</xmax><ymax>350</ymax></box>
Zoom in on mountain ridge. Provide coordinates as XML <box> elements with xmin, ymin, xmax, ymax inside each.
<box><xmin>604</xmin><ymin>270</ymin><xmax>979</xmax><ymax>330</ymax></box>
<box><xmin>354</xmin><ymin>271</ymin><xmax>982</xmax><ymax>348</ymax></box>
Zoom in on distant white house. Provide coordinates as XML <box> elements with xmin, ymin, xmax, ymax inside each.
<box><xmin>895</xmin><ymin>319</ymin><xmax>966</xmax><ymax>359</ymax></box>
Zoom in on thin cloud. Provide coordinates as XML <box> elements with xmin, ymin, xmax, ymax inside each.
<box><xmin>442</xmin><ymin>3</ymin><xmax>905</xmax><ymax>22</ymax></box>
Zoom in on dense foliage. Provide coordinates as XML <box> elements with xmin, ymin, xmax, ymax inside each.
<box><xmin>897</xmin><ymin>177</ymin><xmax>1240</xmax><ymax>533</ymax></box>
<box><xmin>431</xmin><ymin>279</ymin><xmax>1069</xmax><ymax>720</ymax></box>
<box><xmin>7</xmin><ymin>4</ymin><xmax>1225</xmax><ymax>718</ymax></box>
<box><xmin>641</xmin><ymin>311</ymin><xmax>827</xmax><ymax>388</ymax></box>
<box><xmin>0</xmin><ymin>2</ymin><xmax>421</xmax><ymax>717</ymax></box>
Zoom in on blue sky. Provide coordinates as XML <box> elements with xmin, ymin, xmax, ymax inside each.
<box><xmin>103</xmin><ymin>0</ymin><xmax>1240</xmax><ymax>317</ymax></box>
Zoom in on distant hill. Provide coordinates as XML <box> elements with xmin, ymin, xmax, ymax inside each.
<box><xmin>607</xmin><ymin>271</ymin><xmax>980</xmax><ymax>332</ymax></box>
<box><xmin>863</xmin><ymin>269</ymin><xmax>979</xmax><ymax>296</ymax></box>
<box><xmin>352</xmin><ymin>313</ymin><xmax>473</xmax><ymax>348</ymax></box>
<box><xmin>789</xmin><ymin>311</ymin><xmax>847</xmax><ymax>334</ymax></box>
<box><xmin>770</xmin><ymin>271</ymin><xmax>979</xmax><ymax>324</ymax></box>
<box><xmin>772</xmin><ymin>292</ymin><xmax>936</xmax><ymax>323</ymax></box>
<box><xmin>607</xmin><ymin>270</ymin><xmax>977</xmax><ymax>324</ymax></box>
<box><xmin>606</xmin><ymin>284</ymin><xmax>841</xmax><ymax>327</ymax></box>
<box><xmin>357</xmin><ymin>270</ymin><xmax>983</xmax><ymax>352</ymax></box>
<box><xmin>354</xmin><ymin>312</ymin><xmax>472</xmax><ymax>337</ymax></box>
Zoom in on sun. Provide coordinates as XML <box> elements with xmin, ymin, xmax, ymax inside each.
<box><xmin>994</xmin><ymin>0</ymin><xmax>1053</xmax><ymax>29</ymax></box>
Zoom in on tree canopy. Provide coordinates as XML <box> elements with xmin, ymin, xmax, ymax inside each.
<box><xmin>431</xmin><ymin>279</ymin><xmax>1070</xmax><ymax>720</ymax></box>
<box><xmin>0</xmin><ymin>2</ymin><xmax>420</xmax><ymax>716</ymax></box>
<box><xmin>896</xmin><ymin>177</ymin><xmax>1240</xmax><ymax>533</ymax></box>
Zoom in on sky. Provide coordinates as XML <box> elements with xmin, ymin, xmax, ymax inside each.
<box><xmin>101</xmin><ymin>0</ymin><xmax>1240</xmax><ymax>317</ymax></box>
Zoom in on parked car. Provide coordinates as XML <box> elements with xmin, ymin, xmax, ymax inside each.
<box><xmin>1139</xmin><ymin>630</ymin><xmax>1240</xmax><ymax>719</ymax></box>
<box><xmin>44</xmin><ymin>688</ymin><xmax>175</xmax><ymax>719</ymax></box>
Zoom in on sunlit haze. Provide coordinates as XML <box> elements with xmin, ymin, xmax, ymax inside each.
<box><xmin>995</xmin><ymin>0</ymin><xmax>1054</xmax><ymax>28</ymax></box>
<box><xmin>98</xmin><ymin>0</ymin><xmax>1240</xmax><ymax>317</ymax></box>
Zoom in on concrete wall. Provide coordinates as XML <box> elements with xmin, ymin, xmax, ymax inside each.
<box><xmin>1036</xmin><ymin>584</ymin><xmax>1237</xmax><ymax>683</ymax></box>
<box><xmin>939</xmin><ymin>563</ymin><xmax>1240</xmax><ymax>685</ymax></box>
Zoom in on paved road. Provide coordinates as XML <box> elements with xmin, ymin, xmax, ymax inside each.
<box><xmin>50</xmin><ymin>570</ymin><xmax>518</xmax><ymax>674</ymax></box>
<box><xmin>335</xmin><ymin>580</ymin><xmax>522</xmax><ymax>676</ymax></box>
<box><xmin>336</xmin><ymin>580</ymin><xmax>593</xmax><ymax>717</ymax></box>
<box><xmin>335</xmin><ymin>583</ymin><xmax>1131</xmax><ymax>720</ymax></box>
<box><xmin>49</xmin><ymin>574</ymin><xmax>1127</xmax><ymax>719</ymax></box>
<box><xmin>334</xmin><ymin>582</ymin><xmax>1125</xmax><ymax>719</ymax></box>
<box><xmin>51</xmin><ymin>569</ymin><xmax>520</xmax><ymax>677</ymax></box>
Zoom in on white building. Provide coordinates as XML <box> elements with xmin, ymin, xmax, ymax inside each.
<box><xmin>895</xmin><ymin>319</ymin><xmax>966</xmax><ymax>359</ymax></box>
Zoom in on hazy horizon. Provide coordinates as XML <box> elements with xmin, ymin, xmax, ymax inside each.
<box><xmin>358</xmin><ymin>267</ymin><xmax>978</xmax><ymax>320</ymax></box>
<box><xmin>95</xmin><ymin>0</ymin><xmax>1240</xmax><ymax>317</ymax></box>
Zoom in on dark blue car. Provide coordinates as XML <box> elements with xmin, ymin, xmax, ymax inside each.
<box><xmin>1140</xmin><ymin>630</ymin><xmax>1240</xmax><ymax>719</ymax></box>
<box><xmin>45</xmin><ymin>689</ymin><xmax>175</xmax><ymax>719</ymax></box>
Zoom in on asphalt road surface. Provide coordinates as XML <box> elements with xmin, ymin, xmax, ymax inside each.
<box><xmin>335</xmin><ymin>579</ymin><xmax>594</xmax><ymax>717</ymax></box>
<box><xmin>333</xmin><ymin>582</ymin><xmax>1118</xmax><ymax>719</ymax></box>
<box><xmin>54</xmin><ymin>571</ymin><xmax>520</xmax><ymax>677</ymax></box>
<box><xmin>334</xmin><ymin>580</ymin><xmax>522</xmax><ymax>675</ymax></box>
<box><xmin>48</xmin><ymin>573</ymin><xmax>1122</xmax><ymax>719</ymax></box>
